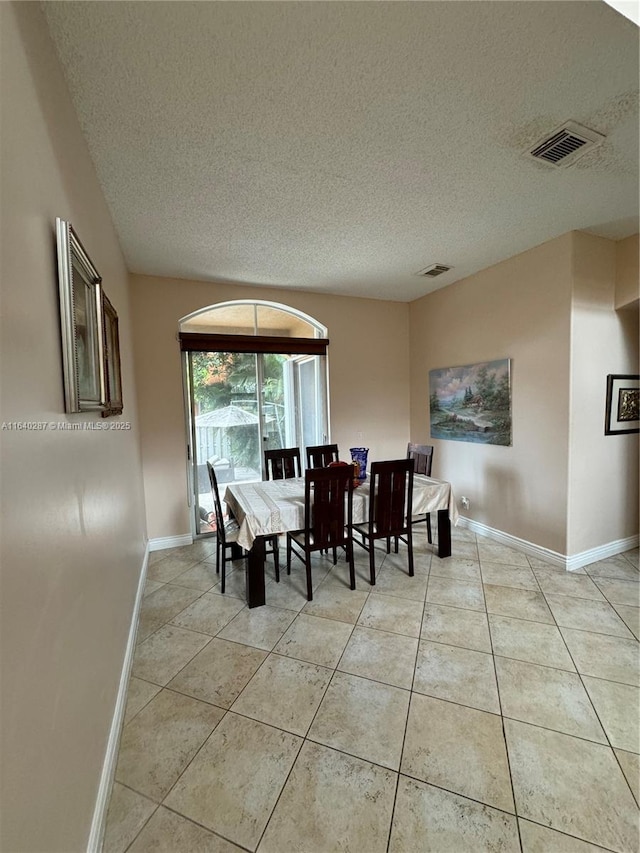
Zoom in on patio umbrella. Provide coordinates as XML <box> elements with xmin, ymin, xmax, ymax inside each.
<box><xmin>195</xmin><ymin>407</ymin><xmax>260</xmax><ymax>483</ymax></box>
<box><xmin>195</xmin><ymin>406</ymin><xmax>259</xmax><ymax>428</ymax></box>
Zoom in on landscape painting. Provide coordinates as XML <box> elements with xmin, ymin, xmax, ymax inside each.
<box><xmin>430</xmin><ymin>359</ymin><xmax>512</xmax><ymax>445</ymax></box>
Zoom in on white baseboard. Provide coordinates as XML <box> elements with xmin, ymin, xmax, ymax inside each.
<box><xmin>148</xmin><ymin>533</ymin><xmax>193</xmax><ymax>551</ymax></box>
<box><xmin>87</xmin><ymin>542</ymin><xmax>150</xmax><ymax>853</ymax></box>
<box><xmin>457</xmin><ymin>517</ymin><xmax>639</xmax><ymax>572</ymax></box>
<box><xmin>564</xmin><ymin>534</ymin><xmax>640</xmax><ymax>572</ymax></box>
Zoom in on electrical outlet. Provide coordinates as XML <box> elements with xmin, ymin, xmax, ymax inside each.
<box><xmin>461</xmin><ymin>496</ymin><xmax>470</xmax><ymax>509</ymax></box>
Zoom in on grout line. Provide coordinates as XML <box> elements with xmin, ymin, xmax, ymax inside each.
<box><xmin>556</xmin><ymin>620</ymin><xmax>640</xmax><ymax>645</ymax></box>
<box><xmin>120</xmin><ymin>679</ymin><xmax>164</xmax><ymax>728</ymax></box>
<box><xmin>121</xmin><ymin>803</ymin><xmax>160</xmax><ymax>853</ymax></box>
<box><xmin>111</xmin><ymin>779</ymin><xmax>160</xmax><ymax>804</ymax></box>
<box><xmin>498</xmin><ymin>711</ymin><xmax>613</xmax><ymax>749</ymax></box>
<box><xmin>296</xmin><ymin>735</ymin><xmax>402</xmax><ymax>779</ymax></box>
<box><xmin>159</xmin><ymin>802</ymin><xmax>254</xmax><ymax>852</ymax></box>
<box><xmin>479</xmin><ymin>556</ymin><xmax>523</xmax><ymax>852</ymax></box>
<box><xmin>385</xmin><ymin>769</ymin><xmax>402</xmax><ymax>853</ymax></box>
<box><xmin>542</xmin><ymin>598</ymin><xmax>637</xmax><ymax>640</ymax></box>
<box><xmin>247</xmin><ymin>733</ymin><xmax>306</xmax><ymax>853</ymax></box>
<box><xmin>396</xmin><ymin>768</ymin><xmax>516</xmax><ymax>818</ymax></box>
<box><xmin>159</xmin><ymin>683</ymin><xmax>229</xmax><ymax>714</ymax></box>
<box><xmin>611</xmin><ymin>749</ymin><xmax>640</xmax><ymax>808</ymax></box>
<box><xmin>516</xmin><ymin>815</ymin><xmax>620</xmax><ymax>853</ymax></box>
<box><xmin>491</xmin><ymin>650</ymin><xmax>577</xmax><ymax>675</ymax></box>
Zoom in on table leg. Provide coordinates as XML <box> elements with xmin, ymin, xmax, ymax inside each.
<box><xmin>245</xmin><ymin>536</ymin><xmax>266</xmax><ymax>608</ymax></box>
<box><xmin>437</xmin><ymin>509</ymin><xmax>451</xmax><ymax>558</ymax></box>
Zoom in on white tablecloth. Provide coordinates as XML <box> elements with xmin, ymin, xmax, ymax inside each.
<box><xmin>225</xmin><ymin>474</ymin><xmax>458</xmax><ymax>552</ymax></box>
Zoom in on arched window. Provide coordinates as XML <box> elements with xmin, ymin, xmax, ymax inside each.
<box><xmin>180</xmin><ymin>299</ymin><xmax>327</xmax><ymax>339</ymax></box>
<box><xmin>179</xmin><ymin>301</ymin><xmax>330</xmax><ymax>535</ymax></box>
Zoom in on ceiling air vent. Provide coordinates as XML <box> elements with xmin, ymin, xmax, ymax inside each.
<box><xmin>526</xmin><ymin>121</ymin><xmax>606</xmax><ymax>168</ymax></box>
<box><xmin>416</xmin><ymin>263</ymin><xmax>452</xmax><ymax>278</ymax></box>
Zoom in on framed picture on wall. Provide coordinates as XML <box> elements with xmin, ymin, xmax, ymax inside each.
<box><xmin>55</xmin><ymin>217</ymin><xmax>124</xmax><ymax>417</ymax></box>
<box><xmin>605</xmin><ymin>374</ymin><xmax>639</xmax><ymax>435</ymax></box>
<box><xmin>101</xmin><ymin>293</ymin><xmax>123</xmax><ymax>416</ymax></box>
<box><xmin>56</xmin><ymin>217</ymin><xmax>106</xmax><ymax>413</ymax></box>
<box><xmin>429</xmin><ymin>358</ymin><xmax>512</xmax><ymax>446</ymax></box>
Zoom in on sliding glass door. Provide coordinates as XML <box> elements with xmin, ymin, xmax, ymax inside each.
<box><xmin>186</xmin><ymin>349</ymin><xmax>328</xmax><ymax>535</ymax></box>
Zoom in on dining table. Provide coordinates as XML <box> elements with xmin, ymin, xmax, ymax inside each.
<box><xmin>224</xmin><ymin>473</ymin><xmax>459</xmax><ymax>608</ymax></box>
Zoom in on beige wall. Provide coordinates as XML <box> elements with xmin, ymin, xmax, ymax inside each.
<box><xmin>569</xmin><ymin>232</ymin><xmax>639</xmax><ymax>553</ymax></box>
<box><xmin>410</xmin><ymin>235</ymin><xmax>574</xmax><ymax>554</ymax></box>
<box><xmin>615</xmin><ymin>234</ymin><xmax>639</xmax><ymax>309</ymax></box>
<box><xmin>0</xmin><ymin>5</ymin><xmax>147</xmax><ymax>851</ymax></box>
<box><xmin>131</xmin><ymin>276</ymin><xmax>410</xmax><ymax>539</ymax></box>
<box><xmin>409</xmin><ymin>231</ymin><xmax>639</xmax><ymax>557</ymax></box>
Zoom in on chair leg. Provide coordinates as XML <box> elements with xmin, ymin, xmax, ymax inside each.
<box><xmin>407</xmin><ymin>528</ymin><xmax>414</xmax><ymax>577</ymax></box>
<box><xmin>332</xmin><ymin>546</ymin><xmax>337</xmax><ymax>565</ymax></box>
<box><xmin>286</xmin><ymin>535</ymin><xmax>292</xmax><ymax>575</ymax></box>
<box><xmin>221</xmin><ymin>548</ymin><xmax>226</xmax><ymax>594</ymax></box>
<box><xmin>215</xmin><ymin>536</ymin><xmax>221</xmax><ymax>575</ymax></box>
<box><xmin>347</xmin><ymin>540</ymin><xmax>356</xmax><ymax>590</ymax></box>
<box><xmin>369</xmin><ymin>539</ymin><xmax>376</xmax><ymax>586</ymax></box>
<box><xmin>273</xmin><ymin>535</ymin><xmax>280</xmax><ymax>582</ymax></box>
<box><xmin>305</xmin><ymin>552</ymin><xmax>313</xmax><ymax>601</ymax></box>
<box><xmin>426</xmin><ymin>513</ymin><xmax>432</xmax><ymax>544</ymax></box>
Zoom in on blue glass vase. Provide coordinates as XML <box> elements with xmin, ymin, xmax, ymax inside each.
<box><xmin>350</xmin><ymin>447</ymin><xmax>369</xmax><ymax>480</ymax></box>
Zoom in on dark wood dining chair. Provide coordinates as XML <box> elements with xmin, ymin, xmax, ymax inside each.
<box><xmin>286</xmin><ymin>465</ymin><xmax>355</xmax><ymax>601</ymax></box>
<box><xmin>407</xmin><ymin>442</ymin><xmax>434</xmax><ymax>543</ymax></box>
<box><xmin>207</xmin><ymin>462</ymin><xmax>279</xmax><ymax>592</ymax></box>
<box><xmin>353</xmin><ymin>458</ymin><xmax>415</xmax><ymax>585</ymax></box>
<box><xmin>305</xmin><ymin>443</ymin><xmax>339</xmax><ymax>468</ymax></box>
<box><xmin>264</xmin><ymin>447</ymin><xmax>302</xmax><ymax>480</ymax></box>
<box><xmin>304</xmin><ymin>444</ymin><xmax>341</xmax><ymax>559</ymax></box>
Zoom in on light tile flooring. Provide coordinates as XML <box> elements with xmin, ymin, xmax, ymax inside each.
<box><xmin>104</xmin><ymin>528</ymin><xmax>640</xmax><ymax>853</ymax></box>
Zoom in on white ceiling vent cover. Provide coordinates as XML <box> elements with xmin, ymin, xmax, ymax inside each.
<box><xmin>526</xmin><ymin>121</ymin><xmax>606</xmax><ymax>168</ymax></box>
<box><xmin>415</xmin><ymin>263</ymin><xmax>452</xmax><ymax>278</ymax></box>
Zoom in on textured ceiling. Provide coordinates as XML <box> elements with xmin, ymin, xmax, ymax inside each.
<box><xmin>43</xmin><ymin>1</ymin><xmax>639</xmax><ymax>302</ymax></box>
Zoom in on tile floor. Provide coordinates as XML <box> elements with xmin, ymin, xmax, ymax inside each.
<box><xmin>104</xmin><ymin>527</ymin><xmax>640</xmax><ymax>853</ymax></box>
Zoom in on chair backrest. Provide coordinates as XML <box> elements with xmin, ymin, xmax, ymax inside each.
<box><xmin>207</xmin><ymin>461</ymin><xmax>227</xmax><ymax>544</ymax></box>
<box><xmin>369</xmin><ymin>459</ymin><xmax>414</xmax><ymax>536</ymax></box>
<box><xmin>407</xmin><ymin>443</ymin><xmax>434</xmax><ymax>477</ymax></box>
<box><xmin>304</xmin><ymin>465</ymin><xmax>354</xmax><ymax>549</ymax></box>
<box><xmin>306</xmin><ymin>443</ymin><xmax>339</xmax><ymax>468</ymax></box>
<box><xmin>264</xmin><ymin>447</ymin><xmax>302</xmax><ymax>480</ymax></box>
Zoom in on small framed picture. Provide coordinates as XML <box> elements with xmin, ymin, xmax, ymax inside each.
<box><xmin>605</xmin><ymin>374</ymin><xmax>639</xmax><ymax>435</ymax></box>
<box><xmin>101</xmin><ymin>292</ymin><xmax>123</xmax><ymax>417</ymax></box>
<box><xmin>56</xmin><ymin>218</ymin><xmax>106</xmax><ymax>413</ymax></box>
